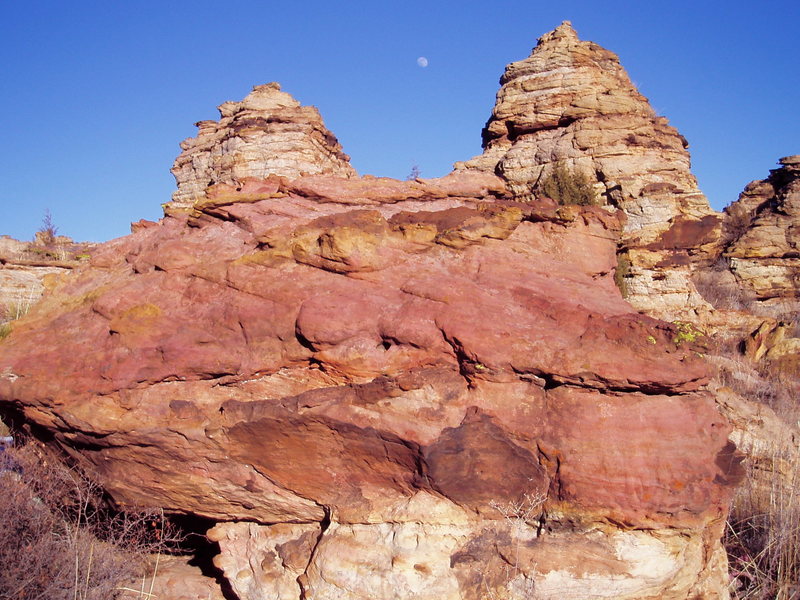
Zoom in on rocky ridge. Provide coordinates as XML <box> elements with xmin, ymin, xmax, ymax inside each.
<box><xmin>691</xmin><ymin>156</ymin><xmax>800</xmax><ymax>376</ymax></box>
<box><xmin>722</xmin><ymin>155</ymin><xmax>800</xmax><ymax>311</ymax></box>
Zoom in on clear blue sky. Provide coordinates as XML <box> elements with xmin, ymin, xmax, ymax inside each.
<box><xmin>2</xmin><ymin>1</ymin><xmax>798</xmax><ymax>242</ymax></box>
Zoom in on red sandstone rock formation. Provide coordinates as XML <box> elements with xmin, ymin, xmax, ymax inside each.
<box><xmin>0</xmin><ymin>169</ymin><xmax>741</xmax><ymax>598</ymax></box>
<box><xmin>5</xmin><ymin>21</ymin><xmax>782</xmax><ymax>600</ymax></box>
<box><xmin>169</xmin><ymin>82</ymin><xmax>357</xmax><ymax>212</ymax></box>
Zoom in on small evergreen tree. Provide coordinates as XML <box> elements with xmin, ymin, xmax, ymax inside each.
<box><xmin>38</xmin><ymin>209</ymin><xmax>59</xmax><ymax>245</ymax></box>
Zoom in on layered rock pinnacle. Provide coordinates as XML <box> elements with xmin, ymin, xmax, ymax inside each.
<box><xmin>458</xmin><ymin>22</ymin><xmax>725</xmax><ymax>320</ymax></box>
<box><xmin>169</xmin><ymin>82</ymin><xmax>356</xmax><ymax>210</ymax></box>
<box><xmin>460</xmin><ymin>21</ymin><xmax>714</xmax><ymax>240</ymax></box>
<box><xmin>723</xmin><ymin>155</ymin><xmax>800</xmax><ymax>307</ymax></box>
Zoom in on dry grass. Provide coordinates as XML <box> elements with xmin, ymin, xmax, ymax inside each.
<box><xmin>0</xmin><ymin>290</ymin><xmax>39</xmax><ymax>341</ymax></box>
<box><xmin>0</xmin><ymin>441</ymin><xmax>181</xmax><ymax>600</ymax></box>
<box><xmin>1</xmin><ymin>293</ymin><xmax>37</xmax><ymax>323</ymax></box>
<box><xmin>714</xmin><ymin>351</ymin><xmax>800</xmax><ymax>599</ymax></box>
<box><xmin>726</xmin><ymin>449</ymin><xmax>800</xmax><ymax>600</ymax></box>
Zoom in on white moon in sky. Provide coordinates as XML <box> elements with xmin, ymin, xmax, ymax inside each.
<box><xmin>417</xmin><ymin>56</ymin><xmax>429</xmax><ymax>68</ymax></box>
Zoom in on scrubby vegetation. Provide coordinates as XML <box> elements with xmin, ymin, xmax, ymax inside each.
<box><xmin>37</xmin><ymin>209</ymin><xmax>59</xmax><ymax>247</ymax></box>
<box><xmin>0</xmin><ymin>439</ymin><xmax>182</xmax><ymax>600</ymax></box>
<box><xmin>712</xmin><ymin>345</ymin><xmax>800</xmax><ymax>599</ymax></box>
<box><xmin>538</xmin><ymin>162</ymin><xmax>597</xmax><ymax>206</ymax></box>
<box><xmin>614</xmin><ymin>252</ymin><xmax>631</xmax><ymax>298</ymax></box>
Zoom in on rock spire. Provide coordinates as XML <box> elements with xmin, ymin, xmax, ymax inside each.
<box><xmin>458</xmin><ymin>21</ymin><xmax>721</xmax><ymax>319</ymax></box>
<box><xmin>460</xmin><ymin>20</ymin><xmax>712</xmax><ymax>235</ymax></box>
<box><xmin>169</xmin><ymin>83</ymin><xmax>356</xmax><ymax>211</ymax></box>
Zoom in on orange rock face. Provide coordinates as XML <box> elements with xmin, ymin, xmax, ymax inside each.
<box><xmin>0</xmin><ymin>170</ymin><xmax>740</xmax><ymax>598</ymax></box>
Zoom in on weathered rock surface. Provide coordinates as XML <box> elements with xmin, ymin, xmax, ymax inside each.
<box><xmin>0</xmin><ymin>167</ymin><xmax>740</xmax><ymax>598</ymax></box>
<box><xmin>721</xmin><ymin>156</ymin><xmax>800</xmax><ymax>312</ymax></box>
<box><xmin>169</xmin><ymin>83</ymin><xmax>357</xmax><ymax>211</ymax></box>
<box><xmin>457</xmin><ymin>21</ymin><xmax>721</xmax><ymax>321</ymax></box>
<box><xmin>681</xmin><ymin>157</ymin><xmax>800</xmax><ymax>373</ymax></box>
<box><xmin>118</xmin><ymin>555</ymin><xmax>227</xmax><ymax>600</ymax></box>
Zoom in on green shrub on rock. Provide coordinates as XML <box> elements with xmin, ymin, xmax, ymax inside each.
<box><xmin>538</xmin><ymin>162</ymin><xmax>597</xmax><ymax>206</ymax></box>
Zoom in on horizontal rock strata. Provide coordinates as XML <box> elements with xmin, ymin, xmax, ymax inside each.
<box><xmin>457</xmin><ymin>21</ymin><xmax>721</xmax><ymax>321</ymax></box>
<box><xmin>0</xmin><ymin>170</ymin><xmax>740</xmax><ymax>598</ymax></box>
<box><xmin>722</xmin><ymin>156</ymin><xmax>800</xmax><ymax>310</ymax></box>
<box><xmin>169</xmin><ymin>83</ymin><xmax>356</xmax><ymax>211</ymax></box>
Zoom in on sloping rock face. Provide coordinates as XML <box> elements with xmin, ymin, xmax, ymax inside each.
<box><xmin>457</xmin><ymin>21</ymin><xmax>720</xmax><ymax>320</ymax></box>
<box><xmin>169</xmin><ymin>83</ymin><xmax>356</xmax><ymax>211</ymax></box>
<box><xmin>0</xmin><ymin>170</ymin><xmax>740</xmax><ymax>598</ymax></box>
<box><xmin>722</xmin><ymin>156</ymin><xmax>800</xmax><ymax>311</ymax></box>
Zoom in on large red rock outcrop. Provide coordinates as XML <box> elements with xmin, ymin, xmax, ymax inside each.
<box><xmin>457</xmin><ymin>21</ymin><xmax>721</xmax><ymax>321</ymax></box>
<box><xmin>1</xmin><ymin>167</ymin><xmax>740</xmax><ymax>598</ymax></box>
<box><xmin>169</xmin><ymin>83</ymin><xmax>357</xmax><ymax>212</ymax></box>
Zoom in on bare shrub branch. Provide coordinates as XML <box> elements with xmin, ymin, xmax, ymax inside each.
<box><xmin>0</xmin><ymin>441</ymin><xmax>182</xmax><ymax>600</ymax></box>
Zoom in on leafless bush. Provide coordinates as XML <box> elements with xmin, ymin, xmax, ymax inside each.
<box><xmin>405</xmin><ymin>164</ymin><xmax>421</xmax><ymax>180</ymax></box>
<box><xmin>0</xmin><ymin>441</ymin><xmax>180</xmax><ymax>600</ymax></box>
<box><xmin>37</xmin><ymin>209</ymin><xmax>59</xmax><ymax>247</ymax></box>
<box><xmin>715</xmin><ymin>357</ymin><xmax>784</xmax><ymax>414</ymax></box>
<box><xmin>482</xmin><ymin>492</ymin><xmax>547</xmax><ymax>599</ymax></box>
<box><xmin>691</xmin><ymin>259</ymin><xmax>757</xmax><ymax>311</ymax></box>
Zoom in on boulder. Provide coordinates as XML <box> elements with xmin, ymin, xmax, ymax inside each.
<box><xmin>0</xmin><ymin>171</ymin><xmax>740</xmax><ymax>598</ymax></box>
